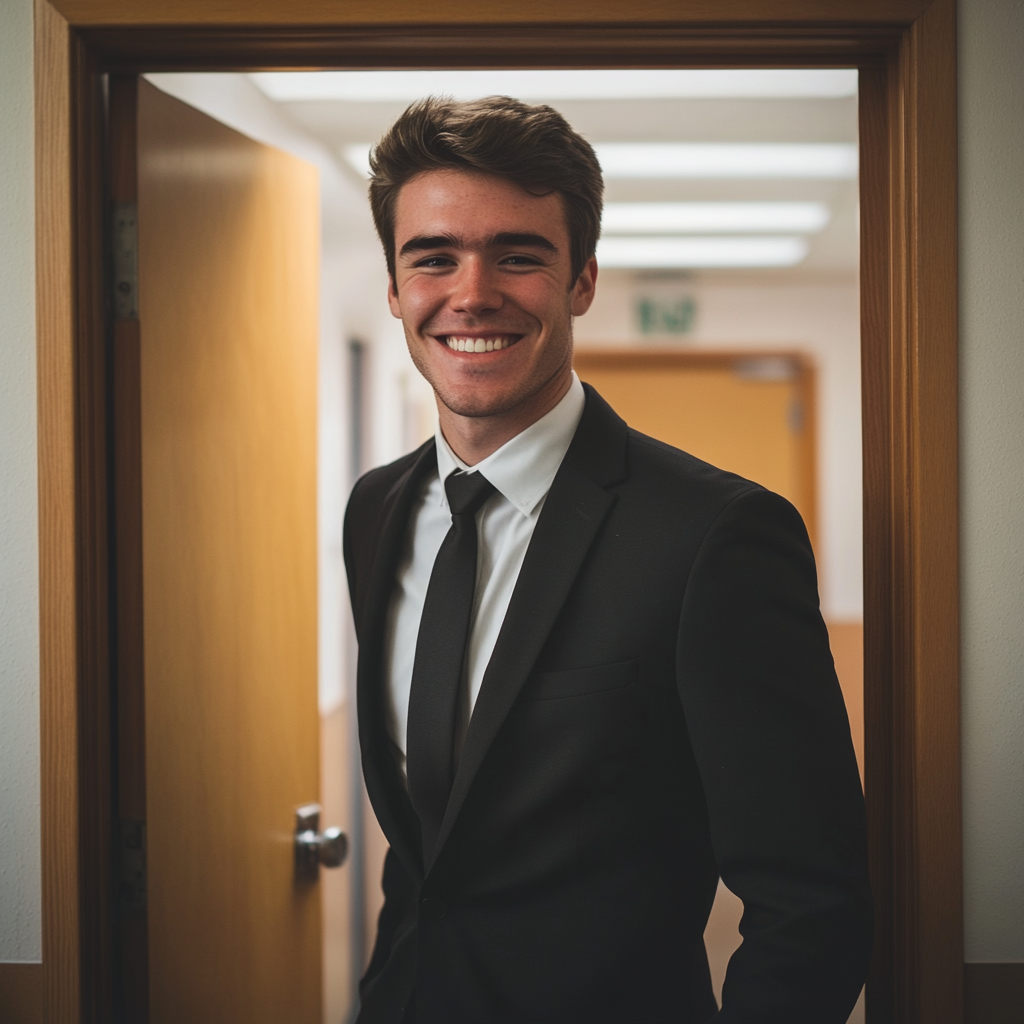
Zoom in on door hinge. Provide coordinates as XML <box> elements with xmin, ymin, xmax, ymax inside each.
<box><xmin>118</xmin><ymin>818</ymin><xmax>147</xmax><ymax>910</ymax></box>
<box><xmin>111</xmin><ymin>202</ymin><xmax>139</xmax><ymax>321</ymax></box>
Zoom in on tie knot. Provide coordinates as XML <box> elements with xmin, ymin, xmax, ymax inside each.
<box><xmin>445</xmin><ymin>471</ymin><xmax>496</xmax><ymax>517</ymax></box>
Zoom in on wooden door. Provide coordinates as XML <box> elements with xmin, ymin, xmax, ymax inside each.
<box><xmin>111</xmin><ymin>78</ymin><xmax>322</xmax><ymax>1022</ymax></box>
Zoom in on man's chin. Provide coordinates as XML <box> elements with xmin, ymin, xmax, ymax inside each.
<box><xmin>436</xmin><ymin>391</ymin><xmax>525</xmax><ymax>420</ymax></box>
<box><xmin>412</xmin><ymin>340</ymin><xmax>574</xmax><ymax>424</ymax></box>
<box><xmin>426</xmin><ymin>366</ymin><xmax>538</xmax><ymax>421</ymax></box>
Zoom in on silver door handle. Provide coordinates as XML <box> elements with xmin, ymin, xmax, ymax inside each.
<box><xmin>295</xmin><ymin>803</ymin><xmax>348</xmax><ymax>878</ymax></box>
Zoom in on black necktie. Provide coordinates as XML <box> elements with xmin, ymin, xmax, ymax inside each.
<box><xmin>406</xmin><ymin>469</ymin><xmax>496</xmax><ymax>862</ymax></box>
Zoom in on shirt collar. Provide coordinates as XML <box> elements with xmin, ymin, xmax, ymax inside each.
<box><xmin>434</xmin><ymin>372</ymin><xmax>586</xmax><ymax>518</ymax></box>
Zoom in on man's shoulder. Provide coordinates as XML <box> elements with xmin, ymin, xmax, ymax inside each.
<box><xmin>619</xmin><ymin>426</ymin><xmax>813</xmax><ymax>557</ymax></box>
<box><xmin>570</xmin><ymin>383</ymin><xmax>782</xmax><ymax>531</ymax></box>
<box><xmin>344</xmin><ymin>440</ymin><xmax>435</xmax><ymax>568</ymax></box>
<box><xmin>343</xmin><ymin>440</ymin><xmax>435</xmax><ymax>606</ymax></box>
<box><xmin>624</xmin><ymin>426</ymin><xmax>762</xmax><ymax>506</ymax></box>
<box><xmin>348</xmin><ymin>440</ymin><xmax>433</xmax><ymax>518</ymax></box>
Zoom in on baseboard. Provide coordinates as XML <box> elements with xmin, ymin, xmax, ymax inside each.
<box><xmin>0</xmin><ymin>963</ymin><xmax>43</xmax><ymax>1024</ymax></box>
<box><xmin>965</xmin><ymin>962</ymin><xmax>1024</xmax><ymax>1024</ymax></box>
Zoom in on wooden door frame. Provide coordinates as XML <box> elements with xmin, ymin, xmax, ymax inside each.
<box><xmin>34</xmin><ymin>1</ymin><xmax>960</xmax><ymax>1021</ymax></box>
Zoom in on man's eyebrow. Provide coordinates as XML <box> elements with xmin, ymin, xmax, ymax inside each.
<box><xmin>397</xmin><ymin>231</ymin><xmax>560</xmax><ymax>258</ymax></box>
<box><xmin>491</xmin><ymin>232</ymin><xmax>559</xmax><ymax>252</ymax></box>
<box><xmin>399</xmin><ymin>233</ymin><xmax>461</xmax><ymax>257</ymax></box>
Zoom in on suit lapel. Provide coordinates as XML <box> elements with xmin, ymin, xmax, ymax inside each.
<box><xmin>356</xmin><ymin>440</ymin><xmax>437</xmax><ymax>883</ymax></box>
<box><xmin>428</xmin><ymin>387</ymin><xmax>628</xmax><ymax>869</ymax></box>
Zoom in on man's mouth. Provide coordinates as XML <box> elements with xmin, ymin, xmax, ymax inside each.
<box><xmin>440</xmin><ymin>335</ymin><xmax>521</xmax><ymax>353</ymax></box>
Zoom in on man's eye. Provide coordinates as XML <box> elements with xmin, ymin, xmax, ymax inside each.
<box><xmin>501</xmin><ymin>254</ymin><xmax>541</xmax><ymax>266</ymax></box>
<box><xmin>415</xmin><ymin>255</ymin><xmax>455</xmax><ymax>268</ymax></box>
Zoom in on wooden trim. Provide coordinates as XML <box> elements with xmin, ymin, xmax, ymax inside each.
<box><xmin>36</xmin><ymin>1</ymin><xmax>114</xmax><ymax>1019</ymax></box>
<box><xmin>794</xmin><ymin>356</ymin><xmax>818</xmax><ymax>558</ymax></box>
<box><xmin>72</xmin><ymin>37</ymin><xmax>116</xmax><ymax>1024</ymax></box>
<box><xmin>107</xmin><ymin>73</ymin><xmax>150</xmax><ymax>1024</ymax></box>
<box><xmin>857</xmin><ymin>57</ymin><xmax>896</xmax><ymax>1019</ymax></box>
<box><xmin>901</xmin><ymin>7</ymin><xmax>962</xmax><ymax>1023</ymax></box>
<box><xmin>0</xmin><ymin>964</ymin><xmax>45</xmax><ymax>1024</ymax></box>
<box><xmin>50</xmin><ymin>0</ymin><xmax>933</xmax><ymax>28</ymax></box>
<box><xmin>859</xmin><ymin>2</ymin><xmax>962</xmax><ymax>1020</ymax></box>
<box><xmin>35</xmin><ymin>2</ymin><xmax>82</xmax><ymax>1020</ymax></box>
<box><xmin>34</xmin><ymin>4</ymin><xmax>961</xmax><ymax>1022</ymax></box>
<box><xmin>574</xmin><ymin>348</ymin><xmax>809</xmax><ymax>372</ymax></box>
<box><xmin>80</xmin><ymin>26</ymin><xmax>903</xmax><ymax>75</ymax></box>
<box><xmin>964</xmin><ymin>964</ymin><xmax>1024</xmax><ymax>1024</ymax></box>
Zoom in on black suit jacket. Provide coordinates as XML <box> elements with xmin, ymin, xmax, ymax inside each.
<box><xmin>344</xmin><ymin>385</ymin><xmax>872</xmax><ymax>1024</ymax></box>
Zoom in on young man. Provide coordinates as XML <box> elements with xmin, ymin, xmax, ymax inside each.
<box><xmin>344</xmin><ymin>96</ymin><xmax>871</xmax><ymax>1024</ymax></box>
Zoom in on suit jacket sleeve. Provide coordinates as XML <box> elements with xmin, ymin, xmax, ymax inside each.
<box><xmin>676</xmin><ymin>487</ymin><xmax>872</xmax><ymax>1023</ymax></box>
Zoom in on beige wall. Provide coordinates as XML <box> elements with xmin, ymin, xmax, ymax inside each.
<box><xmin>959</xmin><ymin>0</ymin><xmax>1024</xmax><ymax>964</ymax></box>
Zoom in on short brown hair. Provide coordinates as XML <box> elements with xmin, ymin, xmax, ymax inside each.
<box><xmin>368</xmin><ymin>95</ymin><xmax>603</xmax><ymax>287</ymax></box>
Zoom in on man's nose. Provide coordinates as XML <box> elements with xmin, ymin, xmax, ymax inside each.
<box><xmin>449</xmin><ymin>259</ymin><xmax>503</xmax><ymax>316</ymax></box>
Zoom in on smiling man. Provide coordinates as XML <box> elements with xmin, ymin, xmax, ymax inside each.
<box><xmin>344</xmin><ymin>96</ymin><xmax>871</xmax><ymax>1024</ymax></box>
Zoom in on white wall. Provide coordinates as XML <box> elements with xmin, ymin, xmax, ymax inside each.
<box><xmin>959</xmin><ymin>0</ymin><xmax>1024</xmax><ymax>965</ymax></box>
<box><xmin>576</xmin><ymin>273</ymin><xmax>863</xmax><ymax>621</ymax></box>
<box><xmin>0</xmin><ymin>0</ymin><xmax>42</xmax><ymax>964</ymax></box>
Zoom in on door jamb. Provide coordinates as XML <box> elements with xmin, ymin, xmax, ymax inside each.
<box><xmin>34</xmin><ymin>2</ymin><xmax>961</xmax><ymax>1021</ymax></box>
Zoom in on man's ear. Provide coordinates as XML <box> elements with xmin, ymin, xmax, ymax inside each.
<box><xmin>570</xmin><ymin>255</ymin><xmax>599</xmax><ymax>316</ymax></box>
<box><xmin>387</xmin><ymin>274</ymin><xmax>402</xmax><ymax>318</ymax></box>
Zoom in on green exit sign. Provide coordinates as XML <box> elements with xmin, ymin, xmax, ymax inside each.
<box><xmin>635</xmin><ymin>295</ymin><xmax>697</xmax><ymax>336</ymax></box>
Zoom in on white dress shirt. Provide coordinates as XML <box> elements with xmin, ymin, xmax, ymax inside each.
<box><xmin>382</xmin><ymin>373</ymin><xmax>586</xmax><ymax>778</ymax></box>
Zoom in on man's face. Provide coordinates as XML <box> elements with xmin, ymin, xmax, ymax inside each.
<box><xmin>388</xmin><ymin>169</ymin><xmax>597</xmax><ymax>421</ymax></box>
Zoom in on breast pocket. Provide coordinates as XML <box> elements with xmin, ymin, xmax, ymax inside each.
<box><xmin>522</xmin><ymin>659</ymin><xmax>637</xmax><ymax>701</ymax></box>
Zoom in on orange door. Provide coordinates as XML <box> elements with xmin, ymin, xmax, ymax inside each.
<box><xmin>113</xmin><ymin>78</ymin><xmax>323</xmax><ymax>1023</ymax></box>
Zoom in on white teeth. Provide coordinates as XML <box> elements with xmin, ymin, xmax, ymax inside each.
<box><xmin>444</xmin><ymin>336</ymin><xmax>515</xmax><ymax>352</ymax></box>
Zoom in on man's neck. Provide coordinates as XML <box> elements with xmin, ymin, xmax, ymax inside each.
<box><xmin>437</xmin><ymin>368</ymin><xmax>573</xmax><ymax>467</ymax></box>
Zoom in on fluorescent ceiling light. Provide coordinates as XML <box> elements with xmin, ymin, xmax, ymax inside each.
<box><xmin>252</xmin><ymin>69</ymin><xmax>857</xmax><ymax>103</ymax></box>
<box><xmin>343</xmin><ymin>143</ymin><xmax>857</xmax><ymax>182</ymax></box>
<box><xmin>602</xmin><ymin>202</ymin><xmax>830</xmax><ymax>234</ymax></box>
<box><xmin>594</xmin><ymin>143</ymin><xmax>857</xmax><ymax>179</ymax></box>
<box><xmin>595</xmin><ymin>236</ymin><xmax>809</xmax><ymax>268</ymax></box>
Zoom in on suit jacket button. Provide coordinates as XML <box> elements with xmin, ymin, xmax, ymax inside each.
<box><xmin>420</xmin><ymin>897</ymin><xmax>448</xmax><ymax>920</ymax></box>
